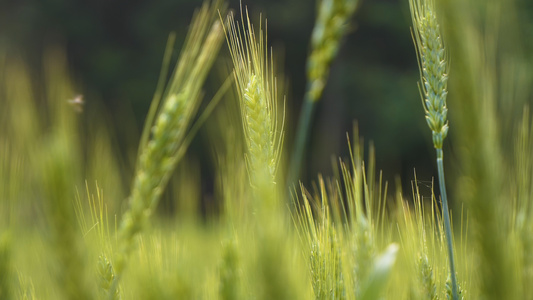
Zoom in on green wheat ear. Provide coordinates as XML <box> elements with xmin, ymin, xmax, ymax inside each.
<box><xmin>221</xmin><ymin>7</ymin><xmax>284</xmax><ymax>188</ymax></box>
<box><xmin>410</xmin><ymin>0</ymin><xmax>449</xmax><ymax>150</ymax></box>
<box><xmin>111</xmin><ymin>1</ymin><xmax>226</xmax><ymax>294</ymax></box>
<box><xmin>418</xmin><ymin>254</ymin><xmax>437</xmax><ymax>300</ymax></box>
<box><xmin>307</xmin><ymin>0</ymin><xmax>358</xmax><ymax>102</ymax></box>
<box><xmin>97</xmin><ymin>254</ymin><xmax>120</xmax><ymax>300</ymax></box>
<box><xmin>409</xmin><ymin>0</ymin><xmax>458</xmax><ymax>299</ymax></box>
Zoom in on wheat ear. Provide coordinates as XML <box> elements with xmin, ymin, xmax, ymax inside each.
<box><xmin>111</xmin><ymin>1</ymin><xmax>225</xmax><ymax>293</ymax></box>
<box><xmin>409</xmin><ymin>0</ymin><xmax>458</xmax><ymax>299</ymax></box>
<box><xmin>221</xmin><ymin>8</ymin><xmax>284</xmax><ymax>189</ymax></box>
<box><xmin>410</xmin><ymin>0</ymin><xmax>449</xmax><ymax>150</ymax></box>
<box><xmin>222</xmin><ymin>9</ymin><xmax>315</xmax><ymax>299</ymax></box>
<box><xmin>98</xmin><ymin>254</ymin><xmax>120</xmax><ymax>300</ymax></box>
<box><xmin>307</xmin><ymin>0</ymin><xmax>358</xmax><ymax>102</ymax></box>
<box><xmin>419</xmin><ymin>254</ymin><xmax>438</xmax><ymax>300</ymax></box>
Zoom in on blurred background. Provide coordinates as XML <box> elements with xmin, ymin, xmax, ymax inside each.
<box><xmin>0</xmin><ymin>0</ymin><xmax>496</xmax><ymax>203</ymax></box>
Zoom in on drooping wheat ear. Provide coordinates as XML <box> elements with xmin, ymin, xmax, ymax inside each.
<box><xmin>113</xmin><ymin>0</ymin><xmax>226</xmax><ymax>289</ymax></box>
<box><xmin>307</xmin><ymin>0</ymin><xmax>358</xmax><ymax>102</ymax></box>
<box><xmin>410</xmin><ymin>0</ymin><xmax>449</xmax><ymax>150</ymax></box>
<box><xmin>409</xmin><ymin>1</ymin><xmax>458</xmax><ymax>299</ymax></box>
<box><xmin>222</xmin><ymin>8</ymin><xmax>284</xmax><ymax>188</ymax></box>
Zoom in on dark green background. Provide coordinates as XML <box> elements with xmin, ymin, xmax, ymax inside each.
<box><xmin>0</xmin><ymin>0</ymin><xmax>440</xmax><ymax>196</ymax></box>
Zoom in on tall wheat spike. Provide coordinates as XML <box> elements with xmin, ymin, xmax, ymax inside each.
<box><xmin>409</xmin><ymin>0</ymin><xmax>458</xmax><ymax>298</ymax></box>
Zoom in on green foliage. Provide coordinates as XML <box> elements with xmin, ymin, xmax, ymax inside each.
<box><xmin>218</xmin><ymin>240</ymin><xmax>242</xmax><ymax>300</ymax></box>
<box><xmin>1</xmin><ymin>0</ymin><xmax>533</xmax><ymax>299</ymax></box>
<box><xmin>0</xmin><ymin>233</ymin><xmax>12</xmax><ymax>300</ymax></box>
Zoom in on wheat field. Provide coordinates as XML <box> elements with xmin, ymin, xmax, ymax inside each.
<box><xmin>1</xmin><ymin>0</ymin><xmax>532</xmax><ymax>299</ymax></box>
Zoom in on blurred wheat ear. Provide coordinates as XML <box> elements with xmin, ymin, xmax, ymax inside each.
<box><xmin>288</xmin><ymin>0</ymin><xmax>359</xmax><ymax>188</ymax></box>
<box><xmin>110</xmin><ymin>0</ymin><xmax>227</xmax><ymax>294</ymax></box>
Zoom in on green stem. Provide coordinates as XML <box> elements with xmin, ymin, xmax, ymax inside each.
<box><xmin>436</xmin><ymin>148</ymin><xmax>459</xmax><ymax>300</ymax></box>
<box><xmin>287</xmin><ymin>91</ymin><xmax>316</xmax><ymax>190</ymax></box>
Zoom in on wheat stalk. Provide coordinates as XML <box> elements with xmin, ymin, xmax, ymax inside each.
<box><xmin>288</xmin><ymin>0</ymin><xmax>359</xmax><ymax>187</ymax></box>
<box><xmin>409</xmin><ymin>0</ymin><xmax>458</xmax><ymax>299</ymax></box>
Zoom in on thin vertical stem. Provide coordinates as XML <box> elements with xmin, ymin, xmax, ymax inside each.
<box><xmin>287</xmin><ymin>91</ymin><xmax>316</xmax><ymax>189</ymax></box>
<box><xmin>436</xmin><ymin>148</ymin><xmax>459</xmax><ymax>300</ymax></box>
